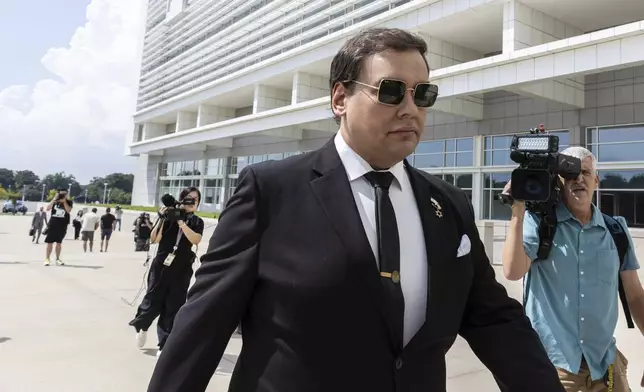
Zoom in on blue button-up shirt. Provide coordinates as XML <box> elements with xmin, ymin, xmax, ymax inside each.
<box><xmin>522</xmin><ymin>202</ymin><xmax>640</xmax><ymax>381</ymax></box>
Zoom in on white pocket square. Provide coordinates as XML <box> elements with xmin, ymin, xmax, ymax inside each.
<box><xmin>456</xmin><ymin>234</ymin><xmax>471</xmax><ymax>257</ymax></box>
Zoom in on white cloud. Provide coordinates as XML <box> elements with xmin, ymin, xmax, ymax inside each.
<box><xmin>0</xmin><ymin>0</ymin><xmax>147</xmax><ymax>183</ymax></box>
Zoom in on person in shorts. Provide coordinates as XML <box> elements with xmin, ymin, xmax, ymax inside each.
<box><xmin>44</xmin><ymin>189</ymin><xmax>73</xmax><ymax>266</ymax></box>
<box><xmin>100</xmin><ymin>207</ymin><xmax>117</xmax><ymax>253</ymax></box>
<box><xmin>81</xmin><ymin>208</ymin><xmax>100</xmax><ymax>252</ymax></box>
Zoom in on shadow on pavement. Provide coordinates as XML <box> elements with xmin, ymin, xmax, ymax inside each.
<box><xmin>0</xmin><ymin>337</ymin><xmax>12</xmax><ymax>344</ymax></box>
<box><xmin>142</xmin><ymin>348</ymin><xmax>158</xmax><ymax>357</ymax></box>
<box><xmin>60</xmin><ymin>265</ymin><xmax>104</xmax><ymax>270</ymax></box>
<box><xmin>0</xmin><ymin>261</ymin><xmax>27</xmax><ymax>265</ymax></box>
<box><xmin>215</xmin><ymin>353</ymin><xmax>239</xmax><ymax>376</ymax></box>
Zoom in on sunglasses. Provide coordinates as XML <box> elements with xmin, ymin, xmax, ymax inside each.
<box><xmin>347</xmin><ymin>78</ymin><xmax>439</xmax><ymax>108</ymax></box>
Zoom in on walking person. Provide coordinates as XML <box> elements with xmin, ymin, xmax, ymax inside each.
<box><xmin>99</xmin><ymin>207</ymin><xmax>116</xmax><ymax>253</ymax></box>
<box><xmin>115</xmin><ymin>205</ymin><xmax>123</xmax><ymax>231</ymax></box>
<box><xmin>72</xmin><ymin>210</ymin><xmax>83</xmax><ymax>240</ymax></box>
<box><xmin>501</xmin><ymin>147</ymin><xmax>644</xmax><ymax>391</ymax></box>
<box><xmin>80</xmin><ymin>208</ymin><xmax>99</xmax><ymax>253</ymax></box>
<box><xmin>44</xmin><ymin>188</ymin><xmax>73</xmax><ymax>266</ymax></box>
<box><xmin>128</xmin><ymin>187</ymin><xmax>204</xmax><ymax>358</ymax></box>
<box><xmin>31</xmin><ymin>206</ymin><xmax>48</xmax><ymax>244</ymax></box>
<box><xmin>147</xmin><ymin>28</ymin><xmax>563</xmax><ymax>392</ymax></box>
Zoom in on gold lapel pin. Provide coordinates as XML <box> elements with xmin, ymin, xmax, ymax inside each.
<box><xmin>430</xmin><ymin>197</ymin><xmax>443</xmax><ymax>218</ymax></box>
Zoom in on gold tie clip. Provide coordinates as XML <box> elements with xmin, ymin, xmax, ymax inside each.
<box><xmin>380</xmin><ymin>270</ymin><xmax>401</xmax><ymax>283</ymax></box>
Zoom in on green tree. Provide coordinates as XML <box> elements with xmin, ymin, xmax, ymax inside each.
<box><xmin>0</xmin><ymin>169</ymin><xmax>14</xmax><ymax>189</ymax></box>
<box><xmin>0</xmin><ymin>187</ymin><xmax>20</xmax><ymax>201</ymax></box>
<box><xmin>46</xmin><ymin>189</ymin><xmax>57</xmax><ymax>202</ymax></box>
<box><xmin>108</xmin><ymin>188</ymin><xmax>132</xmax><ymax>205</ymax></box>
<box><xmin>86</xmin><ymin>173</ymin><xmax>134</xmax><ymax>203</ymax></box>
<box><xmin>13</xmin><ymin>170</ymin><xmax>40</xmax><ymax>189</ymax></box>
<box><xmin>104</xmin><ymin>173</ymin><xmax>134</xmax><ymax>193</ymax></box>
<box><xmin>42</xmin><ymin>172</ymin><xmax>82</xmax><ymax>198</ymax></box>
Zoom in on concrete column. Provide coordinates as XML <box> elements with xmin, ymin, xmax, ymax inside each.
<box><xmin>221</xmin><ymin>157</ymin><xmax>233</xmax><ymax>207</ymax></box>
<box><xmin>196</xmin><ymin>158</ymin><xmax>206</xmax><ymax>211</ymax></box>
<box><xmin>197</xmin><ymin>104</ymin><xmax>235</xmax><ymax>127</ymax></box>
<box><xmin>253</xmin><ymin>84</ymin><xmax>291</xmax><ymax>113</ymax></box>
<box><xmin>142</xmin><ymin>123</ymin><xmax>165</xmax><ymax>140</ymax></box>
<box><xmin>131</xmin><ymin>154</ymin><xmax>163</xmax><ymax>206</ymax></box>
<box><xmin>471</xmin><ymin>135</ymin><xmax>484</xmax><ymax>220</ymax></box>
<box><xmin>176</xmin><ymin>111</ymin><xmax>198</xmax><ymax>132</ymax></box>
<box><xmin>503</xmin><ymin>0</ymin><xmax>583</xmax><ymax>53</ymax></box>
<box><xmin>569</xmin><ymin>125</ymin><xmax>584</xmax><ymax>146</ymax></box>
<box><xmin>476</xmin><ymin>221</ymin><xmax>496</xmax><ymax>264</ymax></box>
<box><xmin>292</xmin><ymin>72</ymin><xmax>329</xmax><ymax>104</ymax></box>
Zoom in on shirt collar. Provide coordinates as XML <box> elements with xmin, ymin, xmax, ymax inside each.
<box><xmin>556</xmin><ymin>201</ymin><xmax>605</xmax><ymax>229</ymax></box>
<box><xmin>334</xmin><ymin>132</ymin><xmax>405</xmax><ymax>188</ymax></box>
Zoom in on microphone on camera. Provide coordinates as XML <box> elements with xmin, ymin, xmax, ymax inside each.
<box><xmin>161</xmin><ymin>194</ymin><xmax>176</xmax><ymax>207</ymax></box>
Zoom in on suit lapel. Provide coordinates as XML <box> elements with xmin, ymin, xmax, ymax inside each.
<box><xmin>405</xmin><ymin>165</ymin><xmax>461</xmax><ymax>343</ymax></box>
<box><xmin>309</xmin><ymin>139</ymin><xmax>395</xmax><ymax>348</ymax></box>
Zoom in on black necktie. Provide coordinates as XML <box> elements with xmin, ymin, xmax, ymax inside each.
<box><xmin>364</xmin><ymin>171</ymin><xmax>405</xmax><ymax>349</ymax></box>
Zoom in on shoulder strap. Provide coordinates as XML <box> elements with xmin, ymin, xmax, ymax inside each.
<box><xmin>536</xmin><ymin>206</ymin><xmax>558</xmax><ymax>261</ymax></box>
<box><xmin>602</xmin><ymin>213</ymin><xmax>634</xmax><ymax>329</ymax></box>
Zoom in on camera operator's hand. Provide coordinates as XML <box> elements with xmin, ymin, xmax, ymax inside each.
<box><xmin>502</xmin><ymin>180</ymin><xmax>526</xmax><ymax>214</ymax></box>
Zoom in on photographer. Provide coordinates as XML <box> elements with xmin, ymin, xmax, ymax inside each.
<box><xmin>501</xmin><ymin>147</ymin><xmax>644</xmax><ymax>391</ymax></box>
<box><xmin>128</xmin><ymin>187</ymin><xmax>204</xmax><ymax>357</ymax></box>
<box><xmin>44</xmin><ymin>188</ymin><xmax>74</xmax><ymax>266</ymax></box>
<box><xmin>134</xmin><ymin>213</ymin><xmax>153</xmax><ymax>251</ymax></box>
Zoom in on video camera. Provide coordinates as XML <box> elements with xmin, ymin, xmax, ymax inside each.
<box><xmin>160</xmin><ymin>194</ymin><xmax>195</xmax><ymax>222</ymax></box>
<box><xmin>55</xmin><ymin>188</ymin><xmax>68</xmax><ymax>202</ymax></box>
<box><xmin>499</xmin><ymin>124</ymin><xmax>581</xmax><ymax>213</ymax></box>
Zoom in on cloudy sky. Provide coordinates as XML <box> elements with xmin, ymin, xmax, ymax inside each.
<box><xmin>0</xmin><ymin>0</ymin><xmax>146</xmax><ymax>183</ymax></box>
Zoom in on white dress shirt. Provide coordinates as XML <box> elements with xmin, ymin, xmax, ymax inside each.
<box><xmin>334</xmin><ymin>132</ymin><xmax>428</xmax><ymax>346</ymax></box>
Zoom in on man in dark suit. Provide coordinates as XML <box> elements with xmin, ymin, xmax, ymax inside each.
<box><xmin>148</xmin><ymin>27</ymin><xmax>564</xmax><ymax>392</ymax></box>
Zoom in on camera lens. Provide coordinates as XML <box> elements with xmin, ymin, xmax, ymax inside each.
<box><xmin>524</xmin><ymin>178</ymin><xmax>543</xmax><ymax>196</ymax></box>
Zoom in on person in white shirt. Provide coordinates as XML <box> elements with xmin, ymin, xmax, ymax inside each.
<box><xmin>80</xmin><ymin>208</ymin><xmax>100</xmax><ymax>253</ymax></box>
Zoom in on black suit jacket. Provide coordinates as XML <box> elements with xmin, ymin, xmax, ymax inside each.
<box><xmin>148</xmin><ymin>139</ymin><xmax>564</xmax><ymax>392</ymax></box>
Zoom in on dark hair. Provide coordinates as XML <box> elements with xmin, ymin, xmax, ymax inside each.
<box><xmin>329</xmin><ymin>28</ymin><xmax>429</xmax><ymax>121</ymax></box>
<box><xmin>106</xmin><ymin>207</ymin><xmax>111</xmax><ymax>213</ymax></box>
<box><xmin>180</xmin><ymin>186</ymin><xmax>201</xmax><ymax>206</ymax></box>
<box><xmin>92</xmin><ymin>208</ymin><xmax>97</xmax><ymax>213</ymax></box>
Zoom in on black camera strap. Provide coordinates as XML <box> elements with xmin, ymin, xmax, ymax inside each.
<box><xmin>536</xmin><ymin>204</ymin><xmax>558</xmax><ymax>261</ymax></box>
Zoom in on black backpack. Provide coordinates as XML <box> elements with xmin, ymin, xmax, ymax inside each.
<box><xmin>527</xmin><ymin>213</ymin><xmax>634</xmax><ymax>329</ymax></box>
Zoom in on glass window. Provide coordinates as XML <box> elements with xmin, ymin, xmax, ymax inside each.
<box><xmin>206</xmin><ymin>158</ymin><xmax>225</xmax><ymax>176</ymax></box>
<box><xmin>228</xmin><ymin>177</ymin><xmax>239</xmax><ymax>200</ymax></box>
<box><xmin>599</xmin><ymin>170</ymin><xmax>644</xmax><ymax>190</ymax></box>
<box><xmin>598</xmin><ymin>190</ymin><xmax>644</xmax><ymax>228</ymax></box>
<box><xmin>413</xmin><ymin>154</ymin><xmax>443</xmax><ymax>168</ymax></box>
<box><xmin>204</xmin><ymin>178</ymin><xmax>223</xmax><ymax>205</ymax></box>
<box><xmin>485</xmin><ymin>131</ymin><xmax>569</xmax><ymax>166</ymax></box>
<box><xmin>587</xmin><ymin>125</ymin><xmax>644</xmax><ymax>163</ymax></box>
<box><xmin>483</xmin><ymin>172</ymin><xmax>512</xmax><ymax>220</ymax></box>
<box><xmin>410</xmin><ymin>138</ymin><xmax>473</xmax><ymax>168</ymax></box>
<box><xmin>415</xmin><ymin>141</ymin><xmax>443</xmax><ymax>154</ymax></box>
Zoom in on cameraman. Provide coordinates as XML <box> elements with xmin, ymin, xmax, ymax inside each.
<box><xmin>134</xmin><ymin>213</ymin><xmax>153</xmax><ymax>251</ymax></box>
<box><xmin>44</xmin><ymin>188</ymin><xmax>74</xmax><ymax>266</ymax></box>
<box><xmin>128</xmin><ymin>187</ymin><xmax>204</xmax><ymax>357</ymax></box>
<box><xmin>501</xmin><ymin>147</ymin><xmax>644</xmax><ymax>391</ymax></box>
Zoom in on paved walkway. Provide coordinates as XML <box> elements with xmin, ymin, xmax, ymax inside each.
<box><xmin>0</xmin><ymin>211</ymin><xmax>642</xmax><ymax>391</ymax></box>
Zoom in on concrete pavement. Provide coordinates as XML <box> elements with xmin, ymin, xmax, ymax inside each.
<box><xmin>0</xmin><ymin>210</ymin><xmax>642</xmax><ymax>391</ymax></box>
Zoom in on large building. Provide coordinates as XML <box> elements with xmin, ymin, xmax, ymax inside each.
<box><xmin>128</xmin><ymin>0</ymin><xmax>644</xmax><ymax>227</ymax></box>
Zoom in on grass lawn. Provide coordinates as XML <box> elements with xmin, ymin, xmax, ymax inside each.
<box><xmin>85</xmin><ymin>204</ymin><xmax>220</xmax><ymax>219</ymax></box>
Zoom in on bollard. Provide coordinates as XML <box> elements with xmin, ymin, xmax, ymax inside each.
<box><xmin>476</xmin><ymin>221</ymin><xmax>496</xmax><ymax>264</ymax></box>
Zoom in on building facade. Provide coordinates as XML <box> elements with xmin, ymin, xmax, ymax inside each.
<box><xmin>128</xmin><ymin>0</ymin><xmax>644</xmax><ymax>227</ymax></box>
